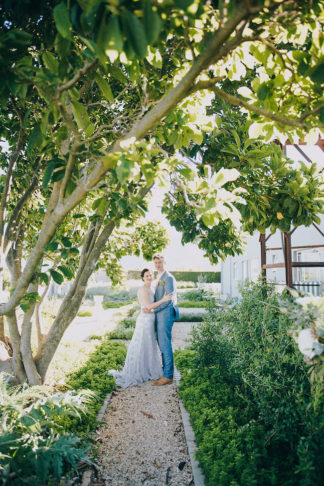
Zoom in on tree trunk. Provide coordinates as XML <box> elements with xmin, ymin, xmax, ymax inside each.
<box><xmin>0</xmin><ymin>316</ymin><xmax>5</xmax><ymax>343</ymax></box>
<box><xmin>35</xmin><ymin>221</ymin><xmax>115</xmax><ymax>380</ymax></box>
<box><xmin>6</xmin><ymin>311</ymin><xmax>26</xmax><ymax>383</ymax></box>
<box><xmin>35</xmin><ymin>282</ymin><xmax>50</xmax><ymax>354</ymax></box>
<box><xmin>20</xmin><ymin>283</ymin><xmax>42</xmax><ymax>385</ymax></box>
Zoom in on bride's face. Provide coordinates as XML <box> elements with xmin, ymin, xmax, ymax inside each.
<box><xmin>143</xmin><ymin>270</ymin><xmax>153</xmax><ymax>284</ymax></box>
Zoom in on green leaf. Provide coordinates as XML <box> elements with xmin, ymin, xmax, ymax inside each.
<box><xmin>20</xmin><ymin>303</ymin><xmax>30</xmax><ymax>312</ymax></box>
<box><xmin>61</xmin><ymin>236</ymin><xmax>72</xmax><ymax>247</ymax></box>
<box><xmin>42</xmin><ymin>163</ymin><xmax>55</xmax><ymax>189</ymax></box>
<box><xmin>42</xmin><ymin>52</ymin><xmax>59</xmax><ymax>74</ymax></box>
<box><xmin>95</xmin><ymin>75</ymin><xmax>114</xmax><ymax>102</ymax></box>
<box><xmin>116</xmin><ymin>155</ymin><xmax>134</xmax><ymax>184</ymax></box>
<box><xmin>297</xmin><ymin>58</ymin><xmax>309</xmax><ymax>76</ymax></box>
<box><xmin>50</xmin><ymin>269</ymin><xmax>64</xmax><ymax>285</ymax></box>
<box><xmin>77</xmin><ymin>0</ymin><xmax>99</xmax><ymax>15</ymax></box>
<box><xmin>51</xmin><ymin>168</ymin><xmax>65</xmax><ymax>182</ymax></box>
<box><xmin>39</xmin><ymin>273</ymin><xmax>50</xmax><ymax>286</ymax></box>
<box><xmin>319</xmin><ymin>107</ymin><xmax>324</xmax><ymax>124</ymax></box>
<box><xmin>122</xmin><ymin>9</ymin><xmax>147</xmax><ymax>59</ymax></box>
<box><xmin>105</xmin><ymin>14</ymin><xmax>123</xmax><ymax>53</ymax></box>
<box><xmin>143</xmin><ymin>0</ymin><xmax>162</xmax><ymax>44</ymax></box>
<box><xmin>257</xmin><ymin>83</ymin><xmax>270</xmax><ymax>101</ymax></box>
<box><xmin>54</xmin><ymin>33</ymin><xmax>71</xmax><ymax>57</ymax></box>
<box><xmin>174</xmin><ymin>0</ymin><xmax>195</xmax><ymax>10</ymax></box>
<box><xmin>109</xmin><ymin>65</ymin><xmax>128</xmax><ymax>85</ymax></box>
<box><xmin>310</xmin><ymin>59</ymin><xmax>324</xmax><ymax>84</ymax></box>
<box><xmin>71</xmin><ymin>100</ymin><xmax>93</xmax><ymax>134</ymax></box>
<box><xmin>202</xmin><ymin>214</ymin><xmax>215</xmax><ymax>228</ymax></box>
<box><xmin>231</xmin><ymin>130</ymin><xmax>241</xmax><ymax>148</ymax></box>
<box><xmin>191</xmin><ymin>130</ymin><xmax>204</xmax><ymax>145</ymax></box>
<box><xmin>53</xmin><ymin>2</ymin><xmax>72</xmax><ymax>40</ymax></box>
<box><xmin>58</xmin><ymin>265</ymin><xmax>73</xmax><ymax>279</ymax></box>
<box><xmin>27</xmin><ymin>125</ymin><xmax>43</xmax><ymax>154</ymax></box>
<box><xmin>97</xmin><ymin>198</ymin><xmax>109</xmax><ymax>216</ymax></box>
<box><xmin>46</xmin><ymin>241</ymin><xmax>59</xmax><ymax>252</ymax></box>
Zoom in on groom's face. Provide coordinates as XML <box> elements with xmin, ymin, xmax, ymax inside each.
<box><xmin>154</xmin><ymin>257</ymin><xmax>165</xmax><ymax>273</ymax></box>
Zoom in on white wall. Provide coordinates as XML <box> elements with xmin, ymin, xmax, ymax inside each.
<box><xmin>221</xmin><ymin>215</ymin><xmax>324</xmax><ymax>299</ymax></box>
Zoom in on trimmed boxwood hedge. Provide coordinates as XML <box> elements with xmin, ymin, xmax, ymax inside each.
<box><xmin>127</xmin><ymin>270</ymin><xmax>220</xmax><ymax>283</ymax></box>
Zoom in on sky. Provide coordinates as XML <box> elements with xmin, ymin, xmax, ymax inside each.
<box><xmin>120</xmin><ymin>186</ymin><xmax>219</xmax><ymax>272</ymax></box>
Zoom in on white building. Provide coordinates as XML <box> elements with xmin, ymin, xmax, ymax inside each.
<box><xmin>221</xmin><ymin>144</ymin><xmax>324</xmax><ymax>298</ymax></box>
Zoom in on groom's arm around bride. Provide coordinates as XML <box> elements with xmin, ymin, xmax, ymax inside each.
<box><xmin>153</xmin><ymin>273</ymin><xmax>179</xmax><ymax>320</ymax></box>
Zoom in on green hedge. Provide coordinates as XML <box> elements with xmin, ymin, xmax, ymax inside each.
<box><xmin>127</xmin><ymin>270</ymin><xmax>220</xmax><ymax>283</ymax></box>
<box><xmin>175</xmin><ymin>282</ymin><xmax>324</xmax><ymax>486</ymax></box>
<box><xmin>178</xmin><ymin>301</ymin><xmax>209</xmax><ymax>308</ymax></box>
<box><xmin>102</xmin><ymin>301</ymin><xmax>134</xmax><ymax>309</ymax></box>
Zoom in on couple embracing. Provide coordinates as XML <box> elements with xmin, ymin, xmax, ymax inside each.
<box><xmin>109</xmin><ymin>254</ymin><xmax>179</xmax><ymax>388</ymax></box>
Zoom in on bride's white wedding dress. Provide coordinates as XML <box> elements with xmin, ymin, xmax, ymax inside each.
<box><xmin>108</xmin><ymin>288</ymin><xmax>163</xmax><ymax>388</ymax></box>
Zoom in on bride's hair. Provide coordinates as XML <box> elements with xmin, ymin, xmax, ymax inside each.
<box><xmin>141</xmin><ymin>268</ymin><xmax>150</xmax><ymax>280</ymax></box>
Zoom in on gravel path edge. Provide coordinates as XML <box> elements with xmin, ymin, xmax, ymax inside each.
<box><xmin>174</xmin><ymin>367</ymin><xmax>206</xmax><ymax>486</ymax></box>
<box><xmin>81</xmin><ymin>393</ymin><xmax>112</xmax><ymax>486</ymax></box>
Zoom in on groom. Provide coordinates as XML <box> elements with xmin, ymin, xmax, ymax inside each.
<box><xmin>149</xmin><ymin>253</ymin><xmax>179</xmax><ymax>386</ymax></box>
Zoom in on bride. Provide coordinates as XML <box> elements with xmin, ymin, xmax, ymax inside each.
<box><xmin>108</xmin><ymin>268</ymin><xmax>173</xmax><ymax>388</ymax></box>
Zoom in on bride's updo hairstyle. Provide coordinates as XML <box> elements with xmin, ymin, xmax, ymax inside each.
<box><xmin>141</xmin><ymin>268</ymin><xmax>150</xmax><ymax>280</ymax></box>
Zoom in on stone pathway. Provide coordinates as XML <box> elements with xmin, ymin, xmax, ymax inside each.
<box><xmin>95</xmin><ymin>321</ymin><xmax>197</xmax><ymax>486</ymax></box>
<box><xmin>62</xmin><ymin>306</ymin><xmax>122</xmax><ymax>343</ymax></box>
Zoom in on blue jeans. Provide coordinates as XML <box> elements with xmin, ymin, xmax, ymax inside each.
<box><xmin>156</xmin><ymin>306</ymin><xmax>174</xmax><ymax>379</ymax></box>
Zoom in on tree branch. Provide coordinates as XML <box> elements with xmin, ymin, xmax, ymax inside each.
<box><xmin>56</xmin><ymin>59</ymin><xmax>98</xmax><ymax>96</ymax></box>
<box><xmin>0</xmin><ymin>124</ymin><xmax>25</xmax><ymax>248</ymax></box>
<box><xmin>191</xmin><ymin>82</ymin><xmax>315</xmax><ymax>129</ymax></box>
<box><xmin>4</xmin><ymin>164</ymin><xmax>41</xmax><ymax>252</ymax></box>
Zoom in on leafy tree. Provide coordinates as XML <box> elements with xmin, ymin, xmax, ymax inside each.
<box><xmin>0</xmin><ymin>0</ymin><xmax>323</xmax><ymax>383</ymax></box>
<box><xmin>163</xmin><ymin>92</ymin><xmax>324</xmax><ymax>263</ymax></box>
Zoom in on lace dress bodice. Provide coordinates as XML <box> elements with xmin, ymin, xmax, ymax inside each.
<box><xmin>137</xmin><ymin>287</ymin><xmax>155</xmax><ymax>314</ymax></box>
<box><xmin>107</xmin><ymin>285</ymin><xmax>162</xmax><ymax>387</ymax></box>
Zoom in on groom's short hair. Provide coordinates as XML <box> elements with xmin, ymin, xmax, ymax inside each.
<box><xmin>153</xmin><ymin>253</ymin><xmax>164</xmax><ymax>261</ymax></box>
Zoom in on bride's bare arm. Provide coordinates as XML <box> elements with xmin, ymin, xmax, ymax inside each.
<box><xmin>139</xmin><ymin>288</ymin><xmax>173</xmax><ymax>310</ymax></box>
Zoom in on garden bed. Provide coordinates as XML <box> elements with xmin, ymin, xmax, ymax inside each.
<box><xmin>174</xmin><ymin>282</ymin><xmax>324</xmax><ymax>486</ymax></box>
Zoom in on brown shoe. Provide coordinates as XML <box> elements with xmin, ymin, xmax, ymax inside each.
<box><xmin>153</xmin><ymin>377</ymin><xmax>173</xmax><ymax>386</ymax></box>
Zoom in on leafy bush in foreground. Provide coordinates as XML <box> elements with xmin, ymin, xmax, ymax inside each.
<box><xmin>0</xmin><ymin>377</ymin><xmax>93</xmax><ymax>486</ymax></box>
<box><xmin>175</xmin><ymin>282</ymin><xmax>324</xmax><ymax>486</ymax></box>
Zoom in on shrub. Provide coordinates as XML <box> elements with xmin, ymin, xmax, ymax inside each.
<box><xmin>102</xmin><ymin>288</ymin><xmax>138</xmax><ymax>302</ymax></box>
<box><xmin>178</xmin><ymin>301</ymin><xmax>209</xmax><ymax>308</ymax></box>
<box><xmin>77</xmin><ymin>310</ymin><xmax>92</xmax><ymax>317</ymax></box>
<box><xmin>120</xmin><ymin>316</ymin><xmax>137</xmax><ymax>328</ymax></box>
<box><xmin>175</xmin><ymin>282</ymin><xmax>324</xmax><ymax>486</ymax></box>
<box><xmin>108</xmin><ymin>328</ymin><xmax>134</xmax><ymax>340</ymax></box>
<box><xmin>180</xmin><ymin>289</ymin><xmax>211</xmax><ymax>301</ymax></box>
<box><xmin>175</xmin><ymin>313</ymin><xmax>204</xmax><ymax>322</ymax></box>
<box><xmin>127</xmin><ymin>270</ymin><xmax>220</xmax><ymax>283</ymax></box>
<box><xmin>0</xmin><ymin>377</ymin><xmax>93</xmax><ymax>486</ymax></box>
<box><xmin>62</xmin><ymin>339</ymin><xmax>126</xmax><ymax>432</ymax></box>
<box><xmin>102</xmin><ymin>301</ymin><xmax>134</xmax><ymax>309</ymax></box>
